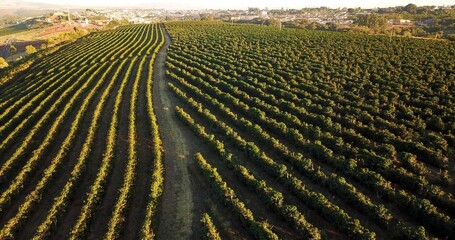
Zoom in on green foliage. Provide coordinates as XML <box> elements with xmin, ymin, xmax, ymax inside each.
<box><xmin>193</xmin><ymin>152</ymin><xmax>279</xmax><ymax>240</ymax></box>
<box><xmin>106</xmin><ymin>18</ymin><xmax>130</xmax><ymax>28</ymax></box>
<box><xmin>25</xmin><ymin>45</ymin><xmax>37</xmax><ymax>55</ymax></box>
<box><xmin>9</xmin><ymin>45</ymin><xmax>17</xmax><ymax>53</ymax></box>
<box><xmin>265</xmin><ymin>18</ymin><xmax>281</xmax><ymax>28</ymax></box>
<box><xmin>165</xmin><ymin>21</ymin><xmax>454</xmax><ymax>239</ymax></box>
<box><xmin>0</xmin><ymin>24</ymin><xmax>28</xmax><ymax>37</ymax></box>
<box><xmin>201</xmin><ymin>213</ymin><xmax>222</xmax><ymax>240</ymax></box>
<box><xmin>0</xmin><ymin>24</ymin><xmax>164</xmax><ymax>239</ymax></box>
<box><xmin>200</xmin><ymin>14</ymin><xmax>215</xmax><ymax>21</ymax></box>
<box><xmin>354</xmin><ymin>14</ymin><xmax>388</xmax><ymax>32</ymax></box>
<box><xmin>0</xmin><ymin>57</ymin><xmax>8</xmax><ymax>69</ymax></box>
<box><xmin>404</xmin><ymin>3</ymin><xmax>418</xmax><ymax>14</ymax></box>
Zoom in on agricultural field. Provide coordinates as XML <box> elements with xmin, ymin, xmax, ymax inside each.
<box><xmin>0</xmin><ymin>20</ymin><xmax>454</xmax><ymax>240</ymax></box>
<box><xmin>0</xmin><ymin>23</ymin><xmax>163</xmax><ymax>239</ymax></box>
<box><xmin>164</xmin><ymin>21</ymin><xmax>455</xmax><ymax>239</ymax></box>
<box><xmin>0</xmin><ymin>24</ymin><xmax>29</xmax><ymax>37</ymax></box>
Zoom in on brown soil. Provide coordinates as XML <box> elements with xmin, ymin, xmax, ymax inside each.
<box><xmin>153</xmin><ymin>25</ymin><xmax>195</xmax><ymax>240</ymax></box>
<box><xmin>153</xmin><ymin>25</ymin><xmax>253</xmax><ymax>240</ymax></box>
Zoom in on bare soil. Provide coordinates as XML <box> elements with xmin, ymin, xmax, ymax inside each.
<box><xmin>154</xmin><ymin>25</ymin><xmax>286</xmax><ymax>240</ymax></box>
<box><xmin>153</xmin><ymin>25</ymin><xmax>195</xmax><ymax>240</ymax></box>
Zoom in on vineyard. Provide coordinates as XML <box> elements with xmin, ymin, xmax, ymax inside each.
<box><xmin>165</xmin><ymin>21</ymin><xmax>455</xmax><ymax>239</ymax></box>
<box><xmin>0</xmin><ymin>20</ymin><xmax>454</xmax><ymax>240</ymax></box>
<box><xmin>0</xmin><ymin>23</ymin><xmax>164</xmax><ymax>239</ymax></box>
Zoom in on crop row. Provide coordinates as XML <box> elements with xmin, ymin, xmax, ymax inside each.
<box><xmin>193</xmin><ymin>151</ymin><xmax>279</xmax><ymax>240</ymax></box>
<box><xmin>164</xmin><ymin>22</ymin><xmax>454</xmax><ymax>238</ymax></box>
<box><xmin>165</xmin><ymin>61</ymin><xmax>452</xmax><ymax>236</ymax></box>
<box><xmin>0</xmin><ymin>23</ymin><xmax>165</xmax><ymax>239</ymax></box>
<box><xmin>169</xmin><ymin>82</ymin><xmax>427</xmax><ymax>239</ymax></box>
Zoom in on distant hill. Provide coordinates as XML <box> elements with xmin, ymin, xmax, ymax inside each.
<box><xmin>0</xmin><ymin>0</ymin><xmax>213</xmax><ymax>10</ymax></box>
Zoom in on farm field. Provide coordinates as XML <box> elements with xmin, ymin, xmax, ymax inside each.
<box><xmin>0</xmin><ymin>20</ymin><xmax>454</xmax><ymax>240</ymax></box>
<box><xmin>164</xmin><ymin>21</ymin><xmax>455</xmax><ymax>239</ymax></box>
<box><xmin>0</xmin><ymin>23</ymin><xmax>164</xmax><ymax>239</ymax></box>
<box><xmin>0</xmin><ymin>24</ymin><xmax>29</xmax><ymax>37</ymax></box>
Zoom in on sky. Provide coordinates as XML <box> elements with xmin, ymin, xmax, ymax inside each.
<box><xmin>18</xmin><ymin>0</ymin><xmax>455</xmax><ymax>9</ymax></box>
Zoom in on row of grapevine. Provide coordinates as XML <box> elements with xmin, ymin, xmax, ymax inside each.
<box><xmin>0</xmin><ymin>59</ymin><xmax>122</xmax><ymax>239</ymax></box>
<box><xmin>164</xmin><ymin>21</ymin><xmax>454</xmax><ymax>238</ymax></box>
<box><xmin>0</xmin><ymin>41</ymin><xmax>71</xmax><ymax>87</ymax></box>
<box><xmin>165</xmin><ymin>43</ymin><xmax>453</xmax><ymax>236</ymax></box>
<box><xmin>174</xmin><ymin>93</ymin><xmax>322</xmax><ymax>238</ymax></box>
<box><xmin>166</xmin><ymin>50</ymin><xmax>453</xmax><ymax>214</ymax></box>
<box><xmin>168</xmin><ymin>81</ymin><xmax>426</xmax><ymax>239</ymax></box>
<box><xmin>105</xmin><ymin>54</ymin><xmax>142</xmax><ymax>239</ymax></box>
<box><xmin>200</xmin><ymin>213</ymin><xmax>222</xmax><ymax>240</ymax></box>
<box><xmin>0</xmin><ymin>62</ymin><xmax>106</xmax><ymax>183</ymax></box>
<box><xmin>175</xmin><ymin>99</ymin><xmax>374</xmax><ymax>239</ymax></box>
<box><xmin>167</xmin><ymin>61</ymin><xmax>446</xmax><ymax>237</ymax></box>
<box><xmin>66</xmin><ymin>55</ymin><xmax>127</xmax><ymax>238</ymax></box>
<box><xmin>193</xmin><ymin>151</ymin><xmax>279</xmax><ymax>240</ymax></box>
<box><xmin>165</xmin><ymin>21</ymin><xmax>453</xmax><ymax>170</ymax></box>
<box><xmin>0</xmin><ymin>23</ymin><xmax>165</xmax><ymax>239</ymax></box>
<box><xmin>140</xmin><ymin>25</ymin><xmax>165</xmax><ymax>239</ymax></box>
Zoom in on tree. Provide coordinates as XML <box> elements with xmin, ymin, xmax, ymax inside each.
<box><xmin>347</xmin><ymin>8</ymin><xmax>360</xmax><ymax>14</ymax></box>
<box><xmin>0</xmin><ymin>57</ymin><xmax>8</xmax><ymax>68</ymax></box>
<box><xmin>326</xmin><ymin>22</ymin><xmax>338</xmax><ymax>31</ymax></box>
<box><xmin>200</xmin><ymin>14</ymin><xmax>214</xmax><ymax>21</ymax></box>
<box><xmin>306</xmin><ymin>22</ymin><xmax>320</xmax><ymax>30</ymax></box>
<box><xmin>10</xmin><ymin>45</ymin><xmax>17</xmax><ymax>54</ymax></box>
<box><xmin>435</xmin><ymin>30</ymin><xmax>444</xmax><ymax>39</ymax></box>
<box><xmin>354</xmin><ymin>14</ymin><xmax>388</xmax><ymax>33</ymax></box>
<box><xmin>25</xmin><ymin>45</ymin><xmax>37</xmax><ymax>55</ymax></box>
<box><xmin>404</xmin><ymin>3</ymin><xmax>418</xmax><ymax>14</ymax></box>
<box><xmin>265</xmin><ymin>18</ymin><xmax>281</xmax><ymax>28</ymax></box>
<box><xmin>402</xmin><ymin>30</ymin><xmax>413</xmax><ymax>37</ymax></box>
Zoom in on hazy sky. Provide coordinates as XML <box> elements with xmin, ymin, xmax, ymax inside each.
<box><xmin>23</xmin><ymin>0</ymin><xmax>455</xmax><ymax>9</ymax></box>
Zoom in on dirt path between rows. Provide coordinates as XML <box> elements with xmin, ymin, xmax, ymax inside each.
<box><xmin>153</xmin><ymin>25</ymin><xmax>194</xmax><ymax>240</ymax></box>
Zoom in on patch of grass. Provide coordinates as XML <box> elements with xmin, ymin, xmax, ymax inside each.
<box><xmin>0</xmin><ymin>24</ymin><xmax>29</xmax><ymax>37</ymax></box>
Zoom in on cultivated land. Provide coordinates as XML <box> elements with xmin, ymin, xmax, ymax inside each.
<box><xmin>0</xmin><ymin>23</ymin><xmax>164</xmax><ymax>239</ymax></box>
<box><xmin>0</xmin><ymin>21</ymin><xmax>454</xmax><ymax>239</ymax></box>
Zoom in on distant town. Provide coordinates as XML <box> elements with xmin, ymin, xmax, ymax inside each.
<box><xmin>0</xmin><ymin>4</ymin><xmax>454</xmax><ymax>62</ymax></box>
<box><xmin>3</xmin><ymin>5</ymin><xmax>454</xmax><ymax>26</ymax></box>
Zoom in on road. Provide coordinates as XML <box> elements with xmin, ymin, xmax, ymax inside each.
<box><xmin>153</xmin><ymin>24</ymin><xmax>194</xmax><ymax>240</ymax></box>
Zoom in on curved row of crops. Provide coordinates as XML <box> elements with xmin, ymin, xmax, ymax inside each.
<box><xmin>165</xmin><ymin>21</ymin><xmax>455</xmax><ymax>239</ymax></box>
<box><xmin>0</xmin><ymin>23</ymin><xmax>164</xmax><ymax>239</ymax></box>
